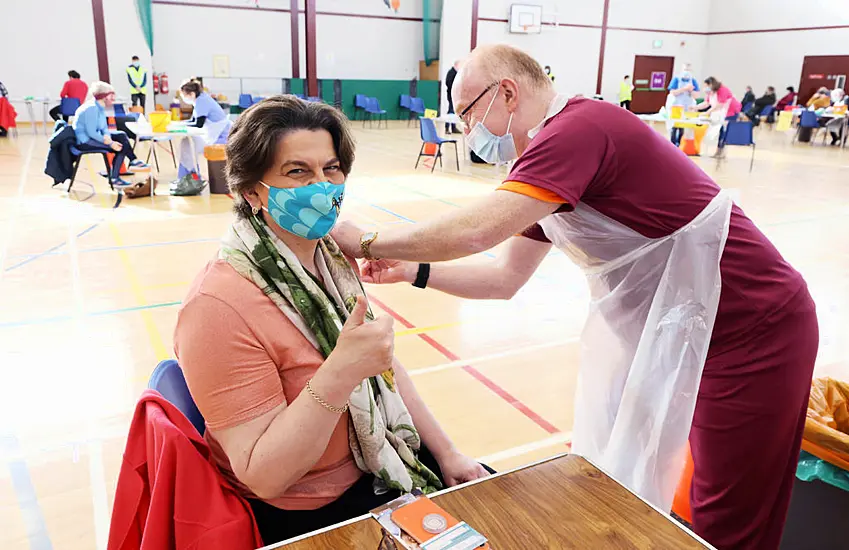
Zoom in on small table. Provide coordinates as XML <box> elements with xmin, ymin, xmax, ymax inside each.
<box><xmin>817</xmin><ymin>112</ymin><xmax>848</xmax><ymax>149</ymax></box>
<box><xmin>125</xmin><ymin>122</ymin><xmax>206</xmax><ymax>191</ymax></box>
<box><xmin>434</xmin><ymin>114</ymin><xmax>467</xmax><ymax>161</ymax></box>
<box><xmin>266</xmin><ymin>454</ymin><xmax>713</xmax><ymax>549</ymax></box>
<box><xmin>11</xmin><ymin>97</ymin><xmax>50</xmax><ymax>134</ymax></box>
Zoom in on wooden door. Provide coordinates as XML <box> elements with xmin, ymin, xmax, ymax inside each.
<box><xmin>799</xmin><ymin>56</ymin><xmax>849</xmax><ymax>105</ymax></box>
<box><xmin>631</xmin><ymin>55</ymin><xmax>675</xmax><ymax>114</ymax></box>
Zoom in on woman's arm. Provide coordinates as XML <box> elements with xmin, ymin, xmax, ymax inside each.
<box><xmin>362</xmin><ymin>236</ymin><xmax>552</xmax><ymax>300</ymax></box>
<box><xmin>392</xmin><ymin>359</ymin><xmax>489</xmax><ymax>486</ymax></box>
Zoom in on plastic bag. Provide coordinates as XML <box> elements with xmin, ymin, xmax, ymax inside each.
<box><xmin>797</xmin><ymin>450</ymin><xmax>849</xmax><ymax>492</ymax></box>
<box><xmin>802</xmin><ymin>377</ymin><xmax>849</xmax><ymax>471</ymax></box>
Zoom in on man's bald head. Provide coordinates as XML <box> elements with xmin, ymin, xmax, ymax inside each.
<box><xmin>457</xmin><ymin>44</ymin><xmax>552</xmax><ymax>99</ymax></box>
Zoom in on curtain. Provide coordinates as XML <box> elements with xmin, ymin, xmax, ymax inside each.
<box><xmin>422</xmin><ymin>0</ymin><xmax>441</xmax><ymax>66</ymax></box>
<box><xmin>134</xmin><ymin>0</ymin><xmax>154</xmax><ymax>54</ymax></box>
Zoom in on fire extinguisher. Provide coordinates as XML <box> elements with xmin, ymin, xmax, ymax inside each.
<box><xmin>159</xmin><ymin>73</ymin><xmax>169</xmax><ymax>95</ymax></box>
<box><xmin>152</xmin><ymin>73</ymin><xmax>160</xmax><ymax>94</ymax></box>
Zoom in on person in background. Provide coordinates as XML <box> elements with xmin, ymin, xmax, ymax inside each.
<box><xmin>444</xmin><ymin>60</ymin><xmax>460</xmax><ymax>134</ymax></box>
<box><xmin>697</xmin><ymin>77</ymin><xmax>743</xmax><ymax>157</ymax></box>
<box><xmin>174</xmin><ymin>79</ymin><xmax>231</xmax><ymax>187</ymax></box>
<box><xmin>827</xmin><ymin>88</ymin><xmax>848</xmax><ymax>145</ymax></box>
<box><xmin>667</xmin><ymin>63</ymin><xmax>700</xmax><ymax>145</ymax></box>
<box><xmin>0</xmin><ymin>80</ymin><xmax>7</xmax><ymax>98</ymax></box>
<box><xmin>806</xmin><ymin>87</ymin><xmax>832</xmax><ymax>110</ymax></box>
<box><xmin>72</xmin><ymin>81</ymin><xmax>148</xmax><ymax>187</ymax></box>
<box><xmin>741</xmin><ymin>86</ymin><xmax>755</xmax><ymax>107</ymax></box>
<box><xmin>174</xmin><ymin>96</ymin><xmax>490</xmax><ymax>544</ymax></box>
<box><xmin>619</xmin><ymin>75</ymin><xmax>633</xmax><ymax>111</ymax></box>
<box><xmin>775</xmin><ymin>86</ymin><xmax>797</xmax><ymax>111</ymax></box>
<box><xmin>745</xmin><ymin>86</ymin><xmax>776</xmax><ymax>125</ymax></box>
<box><xmin>544</xmin><ymin>65</ymin><xmax>555</xmax><ymax>82</ymax></box>
<box><xmin>49</xmin><ymin>70</ymin><xmax>88</xmax><ymax>121</ymax></box>
<box><xmin>127</xmin><ymin>55</ymin><xmax>147</xmax><ymax>112</ymax></box>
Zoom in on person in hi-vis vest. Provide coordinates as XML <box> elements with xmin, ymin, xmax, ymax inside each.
<box><xmin>127</xmin><ymin>55</ymin><xmax>147</xmax><ymax>112</ymax></box>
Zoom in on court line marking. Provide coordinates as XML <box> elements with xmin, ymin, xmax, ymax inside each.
<box><xmin>0</xmin><ymin>435</ymin><xmax>54</xmax><ymax>550</ymax></box>
<box><xmin>104</xmin><ymin>224</ymin><xmax>170</xmax><ymax>360</ymax></box>
<box><xmin>408</xmin><ymin>338</ymin><xmax>578</xmax><ymax>377</ymax></box>
<box><xmin>0</xmin><ymin>137</ymin><xmax>35</xmax><ymax>283</ymax></box>
<box><xmin>0</xmin><ymin>301</ymin><xmax>182</xmax><ymax>329</ymax></box>
<box><xmin>476</xmin><ymin>432</ymin><xmax>573</xmax><ymax>465</ymax></box>
<box><xmin>368</xmin><ymin>295</ymin><xmax>561</xmax><ymax>435</ymax></box>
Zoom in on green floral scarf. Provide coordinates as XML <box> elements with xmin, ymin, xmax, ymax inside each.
<box><xmin>220</xmin><ymin>215</ymin><xmax>442</xmax><ymax>494</ymax></box>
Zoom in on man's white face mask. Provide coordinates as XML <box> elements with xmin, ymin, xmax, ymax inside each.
<box><xmin>465</xmin><ymin>84</ymin><xmax>518</xmax><ymax>166</ymax></box>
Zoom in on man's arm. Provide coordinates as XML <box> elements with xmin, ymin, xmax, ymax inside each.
<box><xmin>336</xmin><ymin>191</ymin><xmax>559</xmax><ymax>262</ymax></box>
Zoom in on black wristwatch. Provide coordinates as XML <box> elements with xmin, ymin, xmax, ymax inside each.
<box><xmin>412</xmin><ymin>263</ymin><xmax>430</xmax><ymax>289</ymax></box>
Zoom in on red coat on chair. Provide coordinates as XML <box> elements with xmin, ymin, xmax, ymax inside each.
<box><xmin>107</xmin><ymin>390</ymin><xmax>263</xmax><ymax>550</ymax></box>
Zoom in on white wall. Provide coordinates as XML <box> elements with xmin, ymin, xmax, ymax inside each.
<box><xmin>438</xmin><ymin>0</ymin><xmax>472</xmax><ymax>115</ymax></box>
<box><xmin>608</xmin><ymin>0</ymin><xmax>710</xmax><ymax>33</ymax></box>
<box><xmin>706</xmin><ymin>0</ymin><xmax>849</xmax><ymax>97</ymax></box>
<box><xmin>1</xmin><ymin>0</ymin><xmax>99</xmax><ymax>121</ymax></box>
<box><xmin>104</xmin><ymin>0</ymin><xmax>153</xmax><ymax>110</ymax></box>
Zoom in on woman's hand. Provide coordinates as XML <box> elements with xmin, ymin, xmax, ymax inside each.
<box><xmin>326</xmin><ymin>296</ymin><xmax>395</xmax><ymax>388</ymax></box>
<box><xmin>361</xmin><ymin>259</ymin><xmax>417</xmax><ymax>285</ymax></box>
<box><xmin>437</xmin><ymin>451</ymin><xmax>490</xmax><ymax>487</ymax></box>
<box><xmin>110</xmin><ymin>141</ymin><xmax>123</xmax><ymax>152</ymax></box>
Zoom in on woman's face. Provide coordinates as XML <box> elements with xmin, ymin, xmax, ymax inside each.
<box><xmin>182</xmin><ymin>91</ymin><xmax>196</xmax><ymax>104</ymax></box>
<box><xmin>103</xmin><ymin>92</ymin><xmax>116</xmax><ymax>107</ymax></box>
<box><xmin>247</xmin><ymin>128</ymin><xmax>345</xmax><ymax>230</ymax></box>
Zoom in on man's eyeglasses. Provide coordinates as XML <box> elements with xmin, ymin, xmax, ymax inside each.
<box><xmin>459</xmin><ymin>81</ymin><xmax>498</xmax><ymax>124</ymax></box>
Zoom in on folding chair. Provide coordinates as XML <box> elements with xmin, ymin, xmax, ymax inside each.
<box><xmin>721</xmin><ymin>120</ymin><xmax>756</xmax><ymax>172</ymax></box>
<box><xmin>149</xmin><ymin>359</ymin><xmax>206</xmax><ymax>436</ymax></box>
<box><xmin>416</xmin><ymin>117</ymin><xmax>459</xmax><ymax>173</ymax></box>
<box><xmin>364</xmin><ymin>97</ymin><xmax>387</xmax><ymax>128</ymax></box>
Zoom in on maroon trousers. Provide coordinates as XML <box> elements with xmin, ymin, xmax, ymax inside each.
<box><xmin>690</xmin><ymin>287</ymin><xmax>818</xmax><ymax>549</ymax></box>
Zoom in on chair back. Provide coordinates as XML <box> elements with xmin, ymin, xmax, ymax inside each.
<box><xmin>399</xmin><ymin>94</ymin><xmax>412</xmax><ymax>109</ymax></box>
<box><xmin>355</xmin><ymin>94</ymin><xmax>368</xmax><ymax>109</ymax></box>
<box><xmin>800</xmin><ymin>110</ymin><xmax>819</xmax><ymax>128</ymax></box>
<box><xmin>60</xmin><ymin>98</ymin><xmax>81</xmax><ymax>116</ymax></box>
<box><xmin>419</xmin><ymin>117</ymin><xmax>440</xmax><ymax>144</ymax></box>
<box><xmin>410</xmin><ymin>97</ymin><xmax>425</xmax><ymax>114</ymax></box>
<box><xmin>724</xmin><ymin>120</ymin><xmax>754</xmax><ymax>146</ymax></box>
<box><xmin>238</xmin><ymin>94</ymin><xmax>253</xmax><ymax>108</ymax></box>
<box><xmin>759</xmin><ymin>105</ymin><xmax>775</xmax><ymax>117</ymax></box>
<box><xmin>148</xmin><ymin>360</ymin><xmax>206</xmax><ymax>436</ymax></box>
<box><xmin>113</xmin><ymin>103</ymin><xmax>126</xmax><ymax>117</ymax></box>
<box><xmin>367</xmin><ymin>97</ymin><xmax>382</xmax><ymax>112</ymax></box>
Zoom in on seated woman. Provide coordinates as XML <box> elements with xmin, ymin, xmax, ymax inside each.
<box><xmin>174</xmin><ymin>95</ymin><xmax>490</xmax><ymax>545</ymax></box>
<box><xmin>173</xmin><ymin>79</ymin><xmax>231</xmax><ymax>187</ymax></box>
<box><xmin>72</xmin><ymin>81</ymin><xmax>147</xmax><ymax>187</ymax></box>
<box><xmin>806</xmin><ymin>87</ymin><xmax>832</xmax><ymax>110</ymax></box>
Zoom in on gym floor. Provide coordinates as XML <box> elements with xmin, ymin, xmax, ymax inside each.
<box><xmin>1</xmin><ymin>120</ymin><xmax>847</xmax><ymax>549</ymax></box>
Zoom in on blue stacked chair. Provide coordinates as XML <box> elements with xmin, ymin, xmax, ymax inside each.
<box><xmin>364</xmin><ymin>97</ymin><xmax>388</xmax><ymax>128</ymax></box>
<box><xmin>409</xmin><ymin>97</ymin><xmax>426</xmax><ymax>127</ymax></box>
<box><xmin>238</xmin><ymin>94</ymin><xmax>253</xmax><ymax>109</ymax></box>
<box><xmin>355</xmin><ymin>94</ymin><xmax>369</xmax><ymax>120</ymax></box>
<box><xmin>721</xmin><ymin>120</ymin><xmax>756</xmax><ymax>172</ymax></box>
<box><xmin>148</xmin><ymin>359</ymin><xmax>206</xmax><ymax>436</ymax></box>
<box><xmin>60</xmin><ymin>98</ymin><xmax>81</xmax><ymax>120</ymax></box>
<box><xmin>793</xmin><ymin>110</ymin><xmax>824</xmax><ymax>145</ymax></box>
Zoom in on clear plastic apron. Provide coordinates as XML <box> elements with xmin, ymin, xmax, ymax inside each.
<box><xmin>539</xmin><ymin>191</ymin><xmax>732</xmax><ymax>510</ymax></box>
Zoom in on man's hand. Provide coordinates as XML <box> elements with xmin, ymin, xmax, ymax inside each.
<box><xmin>331</xmin><ymin>220</ymin><xmax>366</xmax><ymax>259</ymax></box>
<box><xmin>361</xmin><ymin>259</ymin><xmax>417</xmax><ymax>285</ymax></box>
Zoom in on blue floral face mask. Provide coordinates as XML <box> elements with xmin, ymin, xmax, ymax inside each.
<box><xmin>259</xmin><ymin>180</ymin><xmax>345</xmax><ymax>239</ymax></box>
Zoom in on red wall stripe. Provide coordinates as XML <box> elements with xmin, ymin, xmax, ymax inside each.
<box><xmin>596</xmin><ymin>0</ymin><xmax>611</xmax><ymax>95</ymax></box>
<box><xmin>367</xmin><ymin>295</ymin><xmax>561</xmax><ymax>435</ymax></box>
<box><xmin>305</xmin><ymin>0</ymin><xmax>318</xmax><ymax>97</ymax></box>
<box><xmin>471</xmin><ymin>0</ymin><xmax>480</xmax><ymax>50</ymax></box>
<box><xmin>290</xmin><ymin>0</ymin><xmax>300</xmax><ymax>79</ymax></box>
<box><xmin>91</xmin><ymin>0</ymin><xmax>110</xmax><ymax>82</ymax></box>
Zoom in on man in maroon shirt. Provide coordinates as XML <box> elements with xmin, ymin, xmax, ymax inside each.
<box><xmin>332</xmin><ymin>45</ymin><xmax>817</xmax><ymax>549</ymax></box>
<box><xmin>49</xmin><ymin>70</ymin><xmax>88</xmax><ymax>121</ymax></box>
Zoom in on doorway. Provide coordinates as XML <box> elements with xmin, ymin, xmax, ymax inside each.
<box><xmin>798</xmin><ymin>56</ymin><xmax>849</xmax><ymax>106</ymax></box>
<box><xmin>631</xmin><ymin>55</ymin><xmax>675</xmax><ymax>114</ymax></box>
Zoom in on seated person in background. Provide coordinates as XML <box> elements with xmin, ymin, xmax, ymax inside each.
<box><xmin>827</xmin><ymin>88</ymin><xmax>848</xmax><ymax>145</ymax></box>
<box><xmin>173</xmin><ymin>79</ymin><xmax>231</xmax><ymax>187</ymax></box>
<box><xmin>741</xmin><ymin>86</ymin><xmax>755</xmax><ymax>107</ymax></box>
<box><xmin>49</xmin><ymin>70</ymin><xmax>88</xmax><ymax>121</ymax></box>
<box><xmin>744</xmin><ymin>86</ymin><xmax>776</xmax><ymax>125</ymax></box>
<box><xmin>775</xmin><ymin>86</ymin><xmax>797</xmax><ymax>111</ymax></box>
<box><xmin>174</xmin><ymin>96</ymin><xmax>490</xmax><ymax>545</ymax></box>
<box><xmin>72</xmin><ymin>81</ymin><xmax>148</xmax><ymax>187</ymax></box>
<box><xmin>807</xmin><ymin>87</ymin><xmax>832</xmax><ymax>110</ymax></box>
<box><xmin>696</xmin><ymin>77</ymin><xmax>742</xmax><ymax>156</ymax></box>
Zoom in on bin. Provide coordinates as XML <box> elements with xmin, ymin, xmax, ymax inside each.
<box><xmin>204</xmin><ymin>145</ymin><xmax>228</xmax><ymax>194</ymax></box>
<box><xmin>780</xmin><ymin>378</ymin><xmax>849</xmax><ymax>549</ymax></box>
<box><xmin>797</xmin><ymin>126</ymin><xmax>813</xmax><ymax>143</ymax></box>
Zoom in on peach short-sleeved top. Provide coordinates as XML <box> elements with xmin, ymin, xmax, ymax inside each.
<box><xmin>174</xmin><ymin>259</ymin><xmax>363</xmax><ymax>510</ymax></box>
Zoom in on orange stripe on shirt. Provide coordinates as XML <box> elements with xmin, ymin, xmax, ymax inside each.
<box><xmin>499</xmin><ymin>181</ymin><xmax>566</xmax><ymax>204</ymax></box>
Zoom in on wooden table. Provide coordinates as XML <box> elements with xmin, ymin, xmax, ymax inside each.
<box><xmin>267</xmin><ymin>454</ymin><xmax>712</xmax><ymax>549</ymax></box>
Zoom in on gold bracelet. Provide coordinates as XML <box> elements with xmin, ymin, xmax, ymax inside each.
<box><xmin>306</xmin><ymin>379</ymin><xmax>348</xmax><ymax>414</ymax></box>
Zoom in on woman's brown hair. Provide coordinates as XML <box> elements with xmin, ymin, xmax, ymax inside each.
<box><xmin>180</xmin><ymin>79</ymin><xmax>203</xmax><ymax>97</ymax></box>
<box><xmin>226</xmin><ymin>95</ymin><xmax>356</xmax><ymax>219</ymax></box>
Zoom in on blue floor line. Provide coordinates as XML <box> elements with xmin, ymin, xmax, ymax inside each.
<box><xmin>4</xmin><ymin>222</ymin><xmax>101</xmax><ymax>272</ymax></box>
<box><xmin>0</xmin><ymin>435</ymin><xmax>54</xmax><ymax>550</ymax></box>
<box><xmin>368</xmin><ymin>203</ymin><xmax>416</xmax><ymax>223</ymax></box>
<box><xmin>7</xmin><ymin>237</ymin><xmax>219</xmax><ymax>263</ymax></box>
<box><xmin>0</xmin><ymin>300</ymin><xmax>182</xmax><ymax>329</ymax></box>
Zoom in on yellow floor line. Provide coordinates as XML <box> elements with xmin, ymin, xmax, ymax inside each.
<box><xmin>106</xmin><ymin>223</ymin><xmax>169</xmax><ymax>361</ymax></box>
<box><xmin>395</xmin><ymin>320</ymin><xmax>463</xmax><ymax>337</ymax></box>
